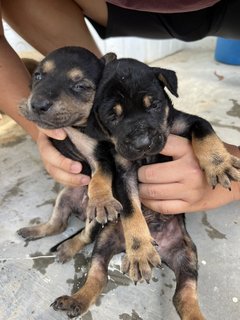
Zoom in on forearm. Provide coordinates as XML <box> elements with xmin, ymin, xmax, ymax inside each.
<box><xmin>0</xmin><ymin>36</ymin><xmax>38</xmax><ymax>140</ymax></box>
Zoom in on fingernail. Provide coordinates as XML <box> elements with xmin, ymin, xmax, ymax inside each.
<box><xmin>70</xmin><ymin>163</ymin><xmax>82</xmax><ymax>173</ymax></box>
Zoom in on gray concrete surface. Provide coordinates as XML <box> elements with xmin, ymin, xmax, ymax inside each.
<box><xmin>0</xmin><ymin>47</ymin><xmax>240</xmax><ymax>320</ymax></box>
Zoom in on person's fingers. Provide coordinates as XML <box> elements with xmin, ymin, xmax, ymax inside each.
<box><xmin>38</xmin><ymin>127</ymin><xmax>67</xmax><ymax>140</ymax></box>
<box><xmin>45</xmin><ymin>163</ymin><xmax>90</xmax><ymax>187</ymax></box>
<box><xmin>38</xmin><ymin>132</ymin><xmax>82</xmax><ymax>174</ymax></box>
<box><xmin>160</xmin><ymin>134</ymin><xmax>192</xmax><ymax>159</ymax></box>
<box><xmin>139</xmin><ymin>182</ymin><xmax>183</xmax><ymax>200</ymax></box>
<box><xmin>37</xmin><ymin>132</ymin><xmax>90</xmax><ymax>186</ymax></box>
<box><xmin>141</xmin><ymin>198</ymin><xmax>189</xmax><ymax>215</ymax></box>
<box><xmin>138</xmin><ymin>160</ymin><xmax>183</xmax><ymax>184</ymax></box>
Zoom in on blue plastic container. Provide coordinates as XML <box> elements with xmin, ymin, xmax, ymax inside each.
<box><xmin>215</xmin><ymin>38</ymin><xmax>240</xmax><ymax>65</ymax></box>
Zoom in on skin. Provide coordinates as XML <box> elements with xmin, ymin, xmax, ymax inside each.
<box><xmin>0</xmin><ymin>0</ymin><xmax>239</xmax><ymax>213</ymax></box>
<box><xmin>139</xmin><ymin>135</ymin><xmax>240</xmax><ymax>214</ymax></box>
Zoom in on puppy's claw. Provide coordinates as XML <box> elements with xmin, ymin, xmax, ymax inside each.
<box><xmin>152</xmin><ymin>240</ymin><xmax>159</xmax><ymax>246</ymax></box>
<box><xmin>122</xmin><ymin>239</ymin><xmax>161</xmax><ymax>283</ymax></box>
<box><xmin>51</xmin><ymin>295</ymin><xmax>83</xmax><ymax>318</ymax></box>
<box><xmin>87</xmin><ymin>197</ymin><xmax>122</xmax><ymax>225</ymax></box>
<box><xmin>203</xmin><ymin>153</ymin><xmax>240</xmax><ymax>190</ymax></box>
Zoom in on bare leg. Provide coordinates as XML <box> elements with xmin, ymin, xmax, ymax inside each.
<box><xmin>53</xmin><ymin>219</ymin><xmax>101</xmax><ymax>263</ymax></box>
<box><xmin>17</xmin><ymin>186</ymin><xmax>88</xmax><ymax>240</ymax></box>
<box><xmin>2</xmin><ymin>0</ymin><xmax>108</xmax><ymax>57</ymax></box>
<box><xmin>151</xmin><ymin>214</ymin><xmax>205</xmax><ymax>320</ymax></box>
<box><xmin>51</xmin><ymin>222</ymin><xmax>125</xmax><ymax>318</ymax></box>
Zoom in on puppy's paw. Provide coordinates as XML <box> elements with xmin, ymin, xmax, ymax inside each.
<box><xmin>87</xmin><ymin>196</ymin><xmax>122</xmax><ymax>224</ymax></box>
<box><xmin>193</xmin><ymin>135</ymin><xmax>240</xmax><ymax>189</ymax></box>
<box><xmin>51</xmin><ymin>295</ymin><xmax>83</xmax><ymax>318</ymax></box>
<box><xmin>121</xmin><ymin>238</ymin><xmax>161</xmax><ymax>283</ymax></box>
<box><xmin>55</xmin><ymin>242</ymin><xmax>76</xmax><ymax>264</ymax></box>
<box><xmin>17</xmin><ymin>226</ymin><xmax>43</xmax><ymax>240</ymax></box>
<box><xmin>202</xmin><ymin>152</ymin><xmax>240</xmax><ymax>189</ymax></box>
<box><xmin>55</xmin><ymin>237</ymin><xmax>87</xmax><ymax>263</ymax></box>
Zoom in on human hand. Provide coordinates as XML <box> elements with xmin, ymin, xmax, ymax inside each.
<box><xmin>37</xmin><ymin>128</ymin><xmax>90</xmax><ymax>187</ymax></box>
<box><xmin>138</xmin><ymin>134</ymin><xmax>240</xmax><ymax>214</ymax></box>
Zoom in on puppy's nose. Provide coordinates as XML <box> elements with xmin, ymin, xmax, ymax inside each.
<box><xmin>31</xmin><ymin>98</ymin><xmax>53</xmax><ymax>112</ymax></box>
<box><xmin>132</xmin><ymin>135</ymin><xmax>152</xmax><ymax>152</ymax></box>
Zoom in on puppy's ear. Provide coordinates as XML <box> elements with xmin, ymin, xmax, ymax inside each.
<box><xmin>152</xmin><ymin>67</ymin><xmax>178</xmax><ymax>97</ymax></box>
<box><xmin>101</xmin><ymin>52</ymin><xmax>117</xmax><ymax>65</ymax></box>
<box><xmin>21</xmin><ymin>58</ymin><xmax>39</xmax><ymax>76</ymax></box>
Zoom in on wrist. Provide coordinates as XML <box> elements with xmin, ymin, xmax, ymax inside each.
<box><xmin>224</xmin><ymin>143</ymin><xmax>240</xmax><ymax>158</ymax></box>
<box><xmin>233</xmin><ymin>180</ymin><xmax>240</xmax><ymax>202</ymax></box>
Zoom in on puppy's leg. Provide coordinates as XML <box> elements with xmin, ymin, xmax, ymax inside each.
<box><xmin>87</xmin><ymin>164</ymin><xmax>123</xmax><ymax>224</ymax></box>
<box><xmin>51</xmin><ymin>222</ymin><xmax>125</xmax><ymax>318</ymax></box>
<box><xmin>171</xmin><ymin>238</ymin><xmax>205</xmax><ymax>320</ymax></box>
<box><xmin>51</xmin><ymin>219</ymin><xmax>101</xmax><ymax>263</ymax></box>
<box><xmin>152</xmin><ymin>214</ymin><xmax>205</xmax><ymax>320</ymax></box>
<box><xmin>172</xmin><ymin>111</ymin><xmax>240</xmax><ymax>189</ymax></box>
<box><xmin>117</xmin><ymin>164</ymin><xmax>161</xmax><ymax>283</ymax></box>
<box><xmin>17</xmin><ymin>186</ymin><xmax>88</xmax><ymax>240</ymax></box>
<box><xmin>64</xmin><ymin>127</ymin><xmax>122</xmax><ymax>224</ymax></box>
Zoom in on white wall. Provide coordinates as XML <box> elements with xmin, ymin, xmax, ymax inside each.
<box><xmin>3</xmin><ymin>20</ymin><xmax>215</xmax><ymax>63</ymax></box>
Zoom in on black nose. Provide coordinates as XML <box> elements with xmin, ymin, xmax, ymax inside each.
<box><xmin>31</xmin><ymin>98</ymin><xmax>53</xmax><ymax>112</ymax></box>
<box><xmin>131</xmin><ymin>135</ymin><xmax>152</xmax><ymax>152</ymax></box>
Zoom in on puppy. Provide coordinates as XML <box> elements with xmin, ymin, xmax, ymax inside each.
<box><xmin>18</xmin><ymin>46</ymin><xmax>122</xmax><ymax>259</ymax></box>
<box><xmin>50</xmin><ymin>57</ymin><xmax>240</xmax><ymax>319</ymax></box>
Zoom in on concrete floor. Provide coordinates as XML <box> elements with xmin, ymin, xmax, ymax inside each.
<box><xmin>0</xmin><ymin>47</ymin><xmax>240</xmax><ymax>320</ymax></box>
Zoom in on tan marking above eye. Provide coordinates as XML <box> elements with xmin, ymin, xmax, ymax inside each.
<box><xmin>143</xmin><ymin>95</ymin><xmax>152</xmax><ymax>108</ymax></box>
<box><xmin>67</xmin><ymin>68</ymin><xmax>84</xmax><ymax>81</ymax></box>
<box><xmin>42</xmin><ymin>60</ymin><xmax>55</xmax><ymax>73</ymax></box>
<box><xmin>113</xmin><ymin>104</ymin><xmax>123</xmax><ymax>116</ymax></box>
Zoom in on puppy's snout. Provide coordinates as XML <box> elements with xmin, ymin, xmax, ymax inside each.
<box><xmin>125</xmin><ymin>128</ymin><xmax>158</xmax><ymax>151</ymax></box>
<box><xmin>31</xmin><ymin>98</ymin><xmax>53</xmax><ymax>113</ymax></box>
<box><xmin>132</xmin><ymin>135</ymin><xmax>152</xmax><ymax>152</ymax></box>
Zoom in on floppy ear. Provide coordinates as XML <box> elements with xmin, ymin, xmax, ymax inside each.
<box><xmin>101</xmin><ymin>52</ymin><xmax>117</xmax><ymax>65</ymax></box>
<box><xmin>152</xmin><ymin>67</ymin><xmax>178</xmax><ymax>97</ymax></box>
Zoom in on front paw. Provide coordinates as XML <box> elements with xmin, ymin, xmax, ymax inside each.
<box><xmin>87</xmin><ymin>195</ymin><xmax>122</xmax><ymax>224</ymax></box>
<box><xmin>121</xmin><ymin>238</ymin><xmax>161</xmax><ymax>283</ymax></box>
<box><xmin>51</xmin><ymin>295</ymin><xmax>83</xmax><ymax>318</ymax></box>
<box><xmin>203</xmin><ymin>153</ymin><xmax>240</xmax><ymax>189</ymax></box>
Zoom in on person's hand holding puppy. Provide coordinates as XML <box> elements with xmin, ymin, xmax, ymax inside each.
<box><xmin>37</xmin><ymin>128</ymin><xmax>90</xmax><ymax>187</ymax></box>
<box><xmin>138</xmin><ymin>134</ymin><xmax>240</xmax><ymax>214</ymax></box>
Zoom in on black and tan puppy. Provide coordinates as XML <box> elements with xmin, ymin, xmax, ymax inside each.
<box><xmin>51</xmin><ymin>57</ymin><xmax>240</xmax><ymax>319</ymax></box>
<box><xmin>18</xmin><ymin>46</ymin><xmax>122</xmax><ymax>256</ymax></box>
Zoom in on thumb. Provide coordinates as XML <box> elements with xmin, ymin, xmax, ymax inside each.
<box><xmin>38</xmin><ymin>127</ymin><xmax>67</xmax><ymax>140</ymax></box>
<box><xmin>160</xmin><ymin>134</ymin><xmax>191</xmax><ymax>160</ymax></box>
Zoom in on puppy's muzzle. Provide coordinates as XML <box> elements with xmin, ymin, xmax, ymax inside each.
<box><xmin>31</xmin><ymin>97</ymin><xmax>53</xmax><ymax>113</ymax></box>
<box><xmin>117</xmin><ymin>128</ymin><xmax>164</xmax><ymax>161</ymax></box>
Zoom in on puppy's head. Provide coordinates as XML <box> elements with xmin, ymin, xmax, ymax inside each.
<box><xmin>19</xmin><ymin>47</ymin><xmax>108</xmax><ymax>129</ymax></box>
<box><xmin>94</xmin><ymin>58</ymin><xmax>178</xmax><ymax>160</ymax></box>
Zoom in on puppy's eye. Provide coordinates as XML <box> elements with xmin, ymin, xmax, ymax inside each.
<box><xmin>151</xmin><ymin>100</ymin><xmax>163</xmax><ymax>110</ymax></box>
<box><xmin>108</xmin><ymin>112</ymin><xmax>119</xmax><ymax>125</ymax></box>
<box><xmin>33</xmin><ymin>72</ymin><xmax>43</xmax><ymax>81</ymax></box>
<box><xmin>72</xmin><ymin>83</ymin><xmax>84</xmax><ymax>92</ymax></box>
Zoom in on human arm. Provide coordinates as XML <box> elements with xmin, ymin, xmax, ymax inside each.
<box><xmin>138</xmin><ymin>134</ymin><xmax>240</xmax><ymax>214</ymax></box>
<box><xmin>0</xmin><ymin>12</ymin><xmax>88</xmax><ymax>186</ymax></box>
